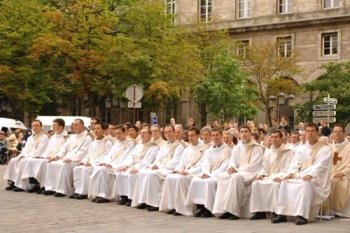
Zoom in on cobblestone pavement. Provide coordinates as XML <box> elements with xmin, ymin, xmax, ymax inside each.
<box><xmin>0</xmin><ymin>165</ymin><xmax>349</xmax><ymax>233</ymax></box>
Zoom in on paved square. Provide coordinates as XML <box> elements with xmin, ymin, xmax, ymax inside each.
<box><xmin>0</xmin><ymin>165</ymin><xmax>349</xmax><ymax>233</ymax></box>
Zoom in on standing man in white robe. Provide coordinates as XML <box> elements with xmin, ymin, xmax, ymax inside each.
<box><xmin>12</xmin><ymin>118</ymin><xmax>67</xmax><ymax>193</ymax></box>
<box><xmin>72</xmin><ymin>122</ymin><xmax>112</xmax><ymax>199</ymax></box>
<box><xmin>131</xmin><ymin>124</ymin><xmax>184</xmax><ymax>211</ymax></box>
<box><xmin>273</xmin><ymin>123</ymin><xmax>332</xmax><ymax>225</ymax></box>
<box><xmin>4</xmin><ymin>120</ymin><xmax>49</xmax><ymax>191</ymax></box>
<box><xmin>250</xmin><ymin>130</ymin><xmax>294</xmax><ymax>220</ymax></box>
<box><xmin>114</xmin><ymin>127</ymin><xmax>159</xmax><ymax>206</ymax></box>
<box><xmin>43</xmin><ymin>118</ymin><xmax>92</xmax><ymax>197</ymax></box>
<box><xmin>213</xmin><ymin>125</ymin><xmax>264</xmax><ymax>220</ymax></box>
<box><xmin>88</xmin><ymin>124</ymin><xmax>135</xmax><ymax>203</ymax></box>
<box><xmin>185</xmin><ymin>128</ymin><xmax>231</xmax><ymax>217</ymax></box>
<box><xmin>159</xmin><ymin>126</ymin><xmax>210</xmax><ymax>216</ymax></box>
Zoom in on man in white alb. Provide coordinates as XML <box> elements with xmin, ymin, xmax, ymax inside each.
<box><xmin>131</xmin><ymin>125</ymin><xmax>184</xmax><ymax>211</ymax></box>
<box><xmin>185</xmin><ymin>128</ymin><xmax>231</xmax><ymax>217</ymax></box>
<box><xmin>72</xmin><ymin>122</ymin><xmax>112</xmax><ymax>199</ymax></box>
<box><xmin>114</xmin><ymin>127</ymin><xmax>159</xmax><ymax>206</ymax></box>
<box><xmin>4</xmin><ymin>120</ymin><xmax>49</xmax><ymax>191</ymax></box>
<box><xmin>159</xmin><ymin>126</ymin><xmax>210</xmax><ymax>216</ymax></box>
<box><xmin>250</xmin><ymin>130</ymin><xmax>294</xmax><ymax>220</ymax></box>
<box><xmin>88</xmin><ymin>124</ymin><xmax>135</xmax><ymax>203</ymax></box>
<box><xmin>12</xmin><ymin>118</ymin><xmax>67</xmax><ymax>193</ymax></box>
<box><xmin>325</xmin><ymin>124</ymin><xmax>350</xmax><ymax>217</ymax></box>
<box><xmin>151</xmin><ymin>124</ymin><xmax>166</xmax><ymax>148</ymax></box>
<box><xmin>213</xmin><ymin>125</ymin><xmax>264</xmax><ymax>220</ymax></box>
<box><xmin>43</xmin><ymin>119</ymin><xmax>92</xmax><ymax>197</ymax></box>
<box><xmin>273</xmin><ymin>123</ymin><xmax>332</xmax><ymax>225</ymax></box>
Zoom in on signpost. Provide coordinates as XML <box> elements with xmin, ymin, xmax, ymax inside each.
<box><xmin>312</xmin><ymin>95</ymin><xmax>337</xmax><ymax>124</ymax></box>
<box><xmin>126</xmin><ymin>84</ymin><xmax>143</xmax><ymax>123</ymax></box>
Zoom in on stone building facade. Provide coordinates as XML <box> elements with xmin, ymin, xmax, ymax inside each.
<box><xmin>171</xmin><ymin>0</ymin><xmax>350</xmax><ymax>126</ymax></box>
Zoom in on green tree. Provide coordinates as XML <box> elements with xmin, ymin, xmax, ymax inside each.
<box><xmin>0</xmin><ymin>0</ymin><xmax>69</xmax><ymax>116</ymax></box>
<box><xmin>241</xmin><ymin>42</ymin><xmax>300</xmax><ymax>126</ymax></box>
<box><xmin>194</xmin><ymin>53</ymin><xmax>257</xmax><ymax>122</ymax></box>
<box><xmin>31</xmin><ymin>0</ymin><xmax>121</xmax><ymax>115</ymax></box>
<box><xmin>100</xmin><ymin>1</ymin><xmax>203</xmax><ymax>112</ymax></box>
<box><xmin>297</xmin><ymin>62</ymin><xmax>350</xmax><ymax>125</ymax></box>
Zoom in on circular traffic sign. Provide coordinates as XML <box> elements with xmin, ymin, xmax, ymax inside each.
<box><xmin>126</xmin><ymin>84</ymin><xmax>143</xmax><ymax>102</ymax></box>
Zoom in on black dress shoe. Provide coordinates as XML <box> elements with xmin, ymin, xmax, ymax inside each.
<box><xmin>54</xmin><ymin>192</ymin><xmax>66</xmax><ymax>197</ymax></box>
<box><xmin>136</xmin><ymin>203</ymin><xmax>147</xmax><ymax>209</ymax></box>
<box><xmin>28</xmin><ymin>185</ymin><xmax>40</xmax><ymax>193</ymax></box>
<box><xmin>95</xmin><ymin>197</ymin><xmax>110</xmax><ymax>203</ymax></box>
<box><xmin>167</xmin><ymin>209</ymin><xmax>176</xmax><ymax>214</ymax></box>
<box><xmin>194</xmin><ymin>207</ymin><xmax>205</xmax><ymax>217</ymax></box>
<box><xmin>250</xmin><ymin>212</ymin><xmax>267</xmax><ymax>220</ymax></box>
<box><xmin>13</xmin><ymin>187</ymin><xmax>24</xmax><ymax>192</ymax></box>
<box><xmin>173</xmin><ymin>212</ymin><xmax>182</xmax><ymax>216</ymax></box>
<box><xmin>37</xmin><ymin>187</ymin><xmax>45</xmax><ymax>194</ymax></box>
<box><xmin>5</xmin><ymin>181</ymin><xmax>15</xmax><ymax>191</ymax></box>
<box><xmin>118</xmin><ymin>196</ymin><xmax>129</xmax><ymax>205</ymax></box>
<box><xmin>76</xmin><ymin>194</ymin><xmax>88</xmax><ymax>200</ymax></box>
<box><xmin>43</xmin><ymin>190</ymin><xmax>55</xmax><ymax>195</ymax></box>
<box><xmin>125</xmin><ymin>199</ymin><xmax>132</xmax><ymax>207</ymax></box>
<box><xmin>147</xmin><ymin>206</ymin><xmax>159</xmax><ymax>212</ymax></box>
<box><xmin>271</xmin><ymin>215</ymin><xmax>287</xmax><ymax>224</ymax></box>
<box><xmin>92</xmin><ymin>197</ymin><xmax>97</xmax><ymax>202</ymax></box>
<box><xmin>271</xmin><ymin>212</ymin><xmax>277</xmax><ymax>220</ymax></box>
<box><xmin>229</xmin><ymin>214</ymin><xmax>240</xmax><ymax>220</ymax></box>
<box><xmin>295</xmin><ymin>216</ymin><xmax>308</xmax><ymax>225</ymax></box>
<box><xmin>219</xmin><ymin>212</ymin><xmax>234</xmax><ymax>219</ymax></box>
<box><xmin>201</xmin><ymin>209</ymin><xmax>214</xmax><ymax>218</ymax></box>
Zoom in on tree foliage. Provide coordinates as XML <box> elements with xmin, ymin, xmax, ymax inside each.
<box><xmin>241</xmin><ymin>42</ymin><xmax>300</xmax><ymax>125</ymax></box>
<box><xmin>297</xmin><ymin>62</ymin><xmax>350</xmax><ymax>125</ymax></box>
<box><xmin>194</xmin><ymin>53</ymin><xmax>257</xmax><ymax>121</ymax></box>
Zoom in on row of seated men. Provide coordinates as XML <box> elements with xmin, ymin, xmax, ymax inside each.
<box><xmin>3</xmin><ymin>118</ymin><xmax>350</xmax><ymax>225</ymax></box>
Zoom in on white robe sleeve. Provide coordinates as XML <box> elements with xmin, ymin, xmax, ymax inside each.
<box><xmin>163</xmin><ymin>145</ymin><xmax>184</xmax><ymax>170</ymax></box>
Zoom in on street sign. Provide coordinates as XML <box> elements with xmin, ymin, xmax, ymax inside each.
<box><xmin>323</xmin><ymin>97</ymin><xmax>338</xmax><ymax>104</ymax></box>
<box><xmin>312</xmin><ymin>111</ymin><xmax>336</xmax><ymax>117</ymax></box>
<box><xmin>312</xmin><ymin>117</ymin><xmax>336</xmax><ymax>123</ymax></box>
<box><xmin>126</xmin><ymin>84</ymin><xmax>143</xmax><ymax>102</ymax></box>
<box><xmin>127</xmin><ymin>101</ymin><xmax>142</xmax><ymax>108</ymax></box>
<box><xmin>312</xmin><ymin>104</ymin><xmax>336</xmax><ymax>110</ymax></box>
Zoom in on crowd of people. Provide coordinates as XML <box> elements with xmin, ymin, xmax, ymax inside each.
<box><xmin>2</xmin><ymin>116</ymin><xmax>350</xmax><ymax>226</ymax></box>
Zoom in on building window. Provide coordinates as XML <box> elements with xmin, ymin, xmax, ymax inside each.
<box><xmin>200</xmin><ymin>0</ymin><xmax>212</xmax><ymax>23</ymax></box>
<box><xmin>236</xmin><ymin>40</ymin><xmax>250</xmax><ymax>58</ymax></box>
<box><xmin>277</xmin><ymin>36</ymin><xmax>292</xmax><ymax>57</ymax></box>
<box><xmin>165</xmin><ymin>0</ymin><xmax>176</xmax><ymax>15</ymax></box>
<box><xmin>323</xmin><ymin>0</ymin><xmax>340</xmax><ymax>8</ymax></box>
<box><xmin>322</xmin><ymin>32</ymin><xmax>338</xmax><ymax>56</ymax></box>
<box><xmin>238</xmin><ymin>0</ymin><xmax>251</xmax><ymax>19</ymax></box>
<box><xmin>278</xmin><ymin>0</ymin><xmax>292</xmax><ymax>14</ymax></box>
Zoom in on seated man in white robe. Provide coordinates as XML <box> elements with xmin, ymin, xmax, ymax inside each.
<box><xmin>4</xmin><ymin>119</ymin><xmax>49</xmax><ymax>191</ymax></box>
<box><xmin>131</xmin><ymin>124</ymin><xmax>184</xmax><ymax>211</ymax></box>
<box><xmin>13</xmin><ymin>118</ymin><xmax>67</xmax><ymax>193</ymax></box>
<box><xmin>72</xmin><ymin>122</ymin><xmax>112</xmax><ymax>199</ymax></box>
<box><xmin>273</xmin><ymin>123</ymin><xmax>332</xmax><ymax>225</ymax></box>
<box><xmin>200</xmin><ymin>126</ymin><xmax>213</xmax><ymax>146</ymax></box>
<box><xmin>250</xmin><ymin>130</ymin><xmax>294</xmax><ymax>220</ymax></box>
<box><xmin>213</xmin><ymin>125</ymin><xmax>264</xmax><ymax>220</ymax></box>
<box><xmin>326</xmin><ymin>124</ymin><xmax>350</xmax><ymax>217</ymax></box>
<box><xmin>43</xmin><ymin>118</ymin><xmax>92</xmax><ymax>197</ymax></box>
<box><xmin>185</xmin><ymin>128</ymin><xmax>231</xmax><ymax>217</ymax></box>
<box><xmin>114</xmin><ymin>127</ymin><xmax>159</xmax><ymax>206</ymax></box>
<box><xmin>88</xmin><ymin>124</ymin><xmax>135</xmax><ymax>203</ymax></box>
<box><xmin>151</xmin><ymin>124</ymin><xmax>166</xmax><ymax>148</ymax></box>
<box><xmin>159</xmin><ymin>126</ymin><xmax>211</xmax><ymax>216</ymax></box>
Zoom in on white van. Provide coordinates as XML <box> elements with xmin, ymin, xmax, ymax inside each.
<box><xmin>0</xmin><ymin>117</ymin><xmax>27</xmax><ymax>131</ymax></box>
<box><xmin>36</xmin><ymin>116</ymin><xmax>91</xmax><ymax>132</ymax></box>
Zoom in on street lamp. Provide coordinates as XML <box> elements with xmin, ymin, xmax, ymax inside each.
<box><xmin>269</xmin><ymin>92</ymin><xmax>295</xmax><ymax>123</ymax></box>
